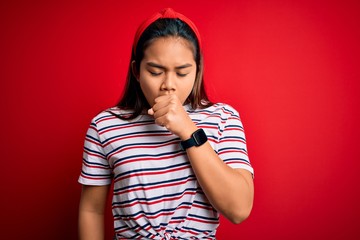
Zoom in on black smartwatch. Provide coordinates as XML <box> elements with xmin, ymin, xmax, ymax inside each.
<box><xmin>180</xmin><ymin>129</ymin><xmax>208</xmax><ymax>150</ymax></box>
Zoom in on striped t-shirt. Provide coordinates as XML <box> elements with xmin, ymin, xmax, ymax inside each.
<box><xmin>78</xmin><ymin>103</ymin><xmax>253</xmax><ymax>239</ymax></box>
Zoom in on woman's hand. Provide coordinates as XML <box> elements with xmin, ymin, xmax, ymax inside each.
<box><xmin>148</xmin><ymin>93</ymin><xmax>198</xmax><ymax>140</ymax></box>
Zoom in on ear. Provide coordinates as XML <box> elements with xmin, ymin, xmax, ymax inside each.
<box><xmin>131</xmin><ymin>60</ymin><xmax>139</xmax><ymax>81</ymax></box>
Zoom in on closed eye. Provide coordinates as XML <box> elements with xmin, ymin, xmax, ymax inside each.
<box><xmin>149</xmin><ymin>71</ymin><xmax>162</xmax><ymax>76</ymax></box>
<box><xmin>177</xmin><ymin>73</ymin><xmax>189</xmax><ymax>77</ymax></box>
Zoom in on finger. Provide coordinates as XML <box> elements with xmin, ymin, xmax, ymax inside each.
<box><xmin>152</xmin><ymin>95</ymin><xmax>171</xmax><ymax>112</ymax></box>
<box><xmin>154</xmin><ymin>94</ymin><xmax>170</xmax><ymax>103</ymax></box>
<box><xmin>152</xmin><ymin>106</ymin><xmax>170</xmax><ymax>119</ymax></box>
<box><xmin>148</xmin><ymin>108</ymin><xmax>154</xmax><ymax>115</ymax></box>
<box><xmin>154</xmin><ymin>93</ymin><xmax>180</xmax><ymax>109</ymax></box>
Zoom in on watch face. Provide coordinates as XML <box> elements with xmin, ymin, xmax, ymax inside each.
<box><xmin>194</xmin><ymin>129</ymin><xmax>208</xmax><ymax>145</ymax></box>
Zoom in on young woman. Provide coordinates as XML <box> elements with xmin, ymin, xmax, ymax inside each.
<box><xmin>78</xmin><ymin>8</ymin><xmax>254</xmax><ymax>240</ymax></box>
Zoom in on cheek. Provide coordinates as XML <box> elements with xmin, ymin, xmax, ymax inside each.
<box><xmin>185</xmin><ymin>73</ymin><xmax>197</xmax><ymax>90</ymax></box>
<box><xmin>138</xmin><ymin>77</ymin><xmax>158</xmax><ymax>104</ymax></box>
<box><xmin>139</xmin><ymin>80</ymin><xmax>153</xmax><ymax>95</ymax></box>
<box><xmin>178</xmin><ymin>76</ymin><xmax>196</xmax><ymax>101</ymax></box>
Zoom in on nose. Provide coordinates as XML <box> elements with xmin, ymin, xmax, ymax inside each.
<box><xmin>160</xmin><ymin>73</ymin><xmax>175</xmax><ymax>92</ymax></box>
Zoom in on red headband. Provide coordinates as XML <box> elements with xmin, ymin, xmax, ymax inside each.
<box><xmin>133</xmin><ymin>8</ymin><xmax>202</xmax><ymax>55</ymax></box>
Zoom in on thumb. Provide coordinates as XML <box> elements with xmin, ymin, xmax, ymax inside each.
<box><xmin>148</xmin><ymin>108</ymin><xmax>154</xmax><ymax>115</ymax></box>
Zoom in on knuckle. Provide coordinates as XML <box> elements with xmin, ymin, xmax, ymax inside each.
<box><xmin>169</xmin><ymin>106</ymin><xmax>176</xmax><ymax>113</ymax></box>
<box><xmin>164</xmin><ymin>115</ymin><xmax>171</xmax><ymax>122</ymax></box>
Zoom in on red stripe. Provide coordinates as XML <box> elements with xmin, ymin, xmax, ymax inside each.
<box><xmin>80</xmin><ymin>173</ymin><xmax>110</xmax><ymax>180</ymax></box>
<box><xmin>96</xmin><ymin>115</ymin><xmax>117</xmax><ymax>124</ymax></box>
<box><xmin>219</xmin><ymin>149</ymin><xmax>248</xmax><ymax>156</ymax></box>
<box><xmin>192</xmin><ymin>203</ymin><xmax>214</xmax><ymax>211</ymax></box>
<box><xmin>113</xmin><ymin>152</ymin><xmax>185</xmax><ymax>168</ymax></box>
<box><xmin>88</xmin><ymin>126</ymin><xmax>97</xmax><ymax>132</ymax></box>
<box><xmin>220</xmin><ymin>138</ymin><xmax>246</xmax><ymax>144</ymax></box>
<box><xmin>83</xmin><ymin>161</ymin><xmax>109</xmax><ymax>170</ymax></box>
<box><xmin>208</xmin><ymin>138</ymin><xmax>217</xmax><ymax>144</ymax></box>
<box><xmin>114</xmin><ymin>192</ymin><xmax>196</xmax><ymax>208</ymax></box>
<box><xmin>179</xmin><ymin>228</ymin><xmax>205</xmax><ymax>236</ymax></box>
<box><xmin>83</xmin><ymin>149</ymin><xmax>106</xmax><ymax>160</ymax></box>
<box><xmin>114</xmin><ymin>177</ymin><xmax>196</xmax><ymax>195</ymax></box>
<box><xmin>186</xmin><ymin>217</ymin><xmax>218</xmax><ymax>225</ymax></box>
<box><xmin>108</xmin><ymin>141</ymin><xmax>179</xmax><ymax>160</ymax></box>
<box><xmin>168</xmin><ymin>219</ymin><xmax>184</xmax><ymax>225</ymax></box>
<box><xmin>99</xmin><ymin>122</ymin><xmax>153</xmax><ymax>135</ymax></box>
<box><xmin>85</xmin><ymin>137</ymin><xmax>102</xmax><ymax>147</ymax></box>
<box><xmin>224</xmin><ymin>127</ymin><xmax>244</xmax><ymax>132</ymax></box>
<box><xmin>103</xmin><ymin>133</ymin><xmax>173</xmax><ymax>147</ymax></box>
<box><xmin>200</xmin><ymin>125</ymin><xmax>218</xmax><ymax>130</ymax></box>
<box><xmin>114</xmin><ymin>165</ymin><xmax>190</xmax><ymax>183</ymax></box>
<box><xmin>131</xmin><ymin>205</ymin><xmax>192</xmax><ymax>221</ymax></box>
<box><xmin>226</xmin><ymin>160</ymin><xmax>251</xmax><ymax>166</ymax></box>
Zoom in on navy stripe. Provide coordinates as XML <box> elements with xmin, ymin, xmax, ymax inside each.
<box><xmin>194</xmin><ymin>200</ymin><xmax>213</xmax><ymax>208</ymax></box>
<box><xmin>94</xmin><ymin>113</ymin><xmax>113</xmax><ymax>122</ymax></box>
<box><xmin>114</xmin><ymin>175</ymin><xmax>196</xmax><ymax>193</ymax></box>
<box><xmin>97</xmin><ymin>119</ymin><xmax>154</xmax><ymax>132</ymax></box>
<box><xmin>107</xmin><ymin>137</ymin><xmax>180</xmax><ymax>158</ymax></box>
<box><xmin>188</xmin><ymin>213</ymin><xmax>218</xmax><ymax>221</ymax></box>
<box><xmin>113</xmin><ymin>202</ymin><xmax>193</xmax><ymax>218</ymax></box>
<box><xmin>218</xmin><ymin>147</ymin><xmax>247</xmax><ymax>152</ymax></box>
<box><xmin>224</xmin><ymin>124</ymin><xmax>244</xmax><ymax>130</ymax></box>
<box><xmin>82</xmin><ymin>158</ymin><xmax>109</xmax><ymax>168</ymax></box>
<box><xmin>113</xmin><ymin>189</ymin><xmax>197</xmax><ymax>206</ymax></box>
<box><xmin>181</xmin><ymin>225</ymin><xmax>216</xmax><ymax>233</ymax></box>
<box><xmin>113</xmin><ymin>149</ymin><xmax>184</xmax><ymax>165</ymax></box>
<box><xmin>102</xmin><ymin>130</ymin><xmax>170</xmax><ymax>145</ymax></box>
<box><xmin>220</xmin><ymin>136</ymin><xmax>246</xmax><ymax>141</ymax></box>
<box><xmin>81</xmin><ymin>170</ymin><xmax>111</xmax><ymax>178</ymax></box>
<box><xmin>85</xmin><ymin>134</ymin><xmax>102</xmax><ymax>144</ymax></box>
<box><xmin>114</xmin><ymin>161</ymin><xmax>190</xmax><ymax>181</ymax></box>
<box><xmin>83</xmin><ymin>146</ymin><xmax>106</xmax><ymax>158</ymax></box>
<box><xmin>223</xmin><ymin>158</ymin><xmax>251</xmax><ymax>164</ymax></box>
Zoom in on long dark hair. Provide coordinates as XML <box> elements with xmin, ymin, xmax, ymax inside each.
<box><xmin>116</xmin><ymin>18</ymin><xmax>212</xmax><ymax>119</ymax></box>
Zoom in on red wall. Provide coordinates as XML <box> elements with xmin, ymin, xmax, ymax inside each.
<box><xmin>2</xmin><ymin>0</ymin><xmax>360</xmax><ymax>239</ymax></box>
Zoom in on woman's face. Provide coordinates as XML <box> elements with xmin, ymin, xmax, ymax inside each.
<box><xmin>138</xmin><ymin>37</ymin><xmax>197</xmax><ymax>107</ymax></box>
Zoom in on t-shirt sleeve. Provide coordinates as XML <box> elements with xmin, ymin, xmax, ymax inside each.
<box><xmin>217</xmin><ymin>107</ymin><xmax>254</xmax><ymax>175</ymax></box>
<box><xmin>78</xmin><ymin>118</ymin><xmax>112</xmax><ymax>186</ymax></box>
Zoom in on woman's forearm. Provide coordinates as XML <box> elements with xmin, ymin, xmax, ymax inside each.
<box><xmin>79</xmin><ymin>208</ymin><xmax>106</xmax><ymax>240</ymax></box>
<box><xmin>186</xmin><ymin>141</ymin><xmax>254</xmax><ymax>224</ymax></box>
<box><xmin>78</xmin><ymin>185</ymin><xmax>110</xmax><ymax>240</ymax></box>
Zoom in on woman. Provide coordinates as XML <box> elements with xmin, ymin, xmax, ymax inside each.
<box><xmin>78</xmin><ymin>8</ymin><xmax>254</xmax><ymax>239</ymax></box>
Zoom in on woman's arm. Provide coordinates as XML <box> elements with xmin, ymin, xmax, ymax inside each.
<box><xmin>185</xmin><ymin>142</ymin><xmax>254</xmax><ymax>224</ymax></box>
<box><xmin>78</xmin><ymin>185</ymin><xmax>110</xmax><ymax>240</ymax></box>
<box><xmin>149</xmin><ymin>94</ymin><xmax>254</xmax><ymax>224</ymax></box>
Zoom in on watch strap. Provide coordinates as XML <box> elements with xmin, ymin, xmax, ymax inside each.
<box><xmin>180</xmin><ymin>137</ymin><xmax>196</xmax><ymax>150</ymax></box>
<box><xmin>180</xmin><ymin>129</ymin><xmax>207</xmax><ymax>150</ymax></box>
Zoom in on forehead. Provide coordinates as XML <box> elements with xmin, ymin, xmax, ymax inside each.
<box><xmin>143</xmin><ymin>37</ymin><xmax>196</xmax><ymax>62</ymax></box>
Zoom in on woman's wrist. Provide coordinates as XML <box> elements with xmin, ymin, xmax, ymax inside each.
<box><xmin>177</xmin><ymin>123</ymin><xmax>198</xmax><ymax>141</ymax></box>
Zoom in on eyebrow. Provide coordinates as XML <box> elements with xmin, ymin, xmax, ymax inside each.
<box><xmin>146</xmin><ymin>62</ymin><xmax>193</xmax><ymax>70</ymax></box>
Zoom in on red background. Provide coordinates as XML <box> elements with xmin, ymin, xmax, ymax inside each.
<box><xmin>1</xmin><ymin>0</ymin><xmax>360</xmax><ymax>239</ymax></box>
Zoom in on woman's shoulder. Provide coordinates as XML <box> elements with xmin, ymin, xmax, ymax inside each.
<box><xmin>89</xmin><ymin>106</ymin><xmax>136</xmax><ymax>125</ymax></box>
<box><xmin>200</xmin><ymin>103</ymin><xmax>240</xmax><ymax>117</ymax></box>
